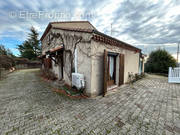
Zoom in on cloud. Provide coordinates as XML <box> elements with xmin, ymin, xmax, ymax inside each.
<box><xmin>0</xmin><ymin>0</ymin><xmax>180</xmax><ymax>56</ymax></box>
<box><xmin>9</xmin><ymin>48</ymin><xmax>19</xmax><ymax>56</ymax></box>
<box><xmin>114</xmin><ymin>0</ymin><xmax>180</xmax><ymax>45</ymax></box>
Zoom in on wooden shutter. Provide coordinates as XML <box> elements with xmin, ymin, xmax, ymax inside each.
<box><xmin>119</xmin><ymin>54</ymin><xmax>124</xmax><ymax>86</ymax></box>
<box><xmin>103</xmin><ymin>49</ymin><xmax>108</xmax><ymax>96</ymax></box>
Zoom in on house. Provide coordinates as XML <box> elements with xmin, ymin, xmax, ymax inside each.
<box><xmin>40</xmin><ymin>21</ymin><xmax>144</xmax><ymax>97</ymax></box>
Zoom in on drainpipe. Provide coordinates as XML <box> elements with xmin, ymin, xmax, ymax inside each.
<box><xmin>75</xmin><ymin>48</ymin><xmax>77</xmax><ymax>73</ymax></box>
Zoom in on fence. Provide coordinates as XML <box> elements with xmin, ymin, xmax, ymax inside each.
<box><xmin>15</xmin><ymin>64</ymin><xmax>28</xmax><ymax>69</ymax></box>
<box><xmin>15</xmin><ymin>63</ymin><xmax>41</xmax><ymax>69</ymax></box>
<box><xmin>168</xmin><ymin>67</ymin><xmax>180</xmax><ymax>83</ymax></box>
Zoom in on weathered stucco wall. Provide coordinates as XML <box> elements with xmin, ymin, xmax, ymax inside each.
<box><xmin>41</xmin><ymin>28</ymin><xmax>92</xmax><ymax>94</ymax></box>
<box><xmin>124</xmin><ymin>50</ymin><xmax>140</xmax><ymax>82</ymax></box>
<box><xmin>41</xmin><ymin>29</ymin><xmax>54</xmax><ymax>55</ymax></box>
<box><xmin>76</xmin><ymin>42</ymin><xmax>92</xmax><ymax>94</ymax></box>
<box><xmin>90</xmin><ymin>40</ymin><xmax>140</xmax><ymax>96</ymax></box>
<box><xmin>41</xmin><ymin>28</ymin><xmax>141</xmax><ymax>97</ymax></box>
<box><xmin>51</xmin><ymin>60</ymin><xmax>61</xmax><ymax>79</ymax></box>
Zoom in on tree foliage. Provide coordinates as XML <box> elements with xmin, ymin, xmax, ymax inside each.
<box><xmin>0</xmin><ymin>45</ymin><xmax>14</xmax><ymax>57</ymax></box>
<box><xmin>0</xmin><ymin>55</ymin><xmax>15</xmax><ymax>69</ymax></box>
<box><xmin>17</xmin><ymin>27</ymin><xmax>41</xmax><ymax>60</ymax></box>
<box><xmin>0</xmin><ymin>45</ymin><xmax>15</xmax><ymax>69</ymax></box>
<box><xmin>145</xmin><ymin>49</ymin><xmax>177</xmax><ymax>74</ymax></box>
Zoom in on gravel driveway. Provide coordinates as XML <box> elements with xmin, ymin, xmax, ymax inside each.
<box><xmin>0</xmin><ymin>69</ymin><xmax>180</xmax><ymax>135</ymax></box>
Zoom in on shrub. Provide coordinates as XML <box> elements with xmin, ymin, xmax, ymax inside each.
<box><xmin>145</xmin><ymin>49</ymin><xmax>176</xmax><ymax>74</ymax></box>
<box><xmin>128</xmin><ymin>72</ymin><xmax>145</xmax><ymax>84</ymax></box>
<box><xmin>41</xmin><ymin>68</ymin><xmax>57</xmax><ymax>80</ymax></box>
<box><xmin>0</xmin><ymin>55</ymin><xmax>15</xmax><ymax>70</ymax></box>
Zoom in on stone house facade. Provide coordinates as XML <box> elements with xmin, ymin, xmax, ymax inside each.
<box><xmin>40</xmin><ymin>21</ymin><xmax>144</xmax><ymax>97</ymax></box>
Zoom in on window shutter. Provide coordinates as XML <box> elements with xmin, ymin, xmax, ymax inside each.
<box><xmin>119</xmin><ymin>54</ymin><xmax>124</xmax><ymax>86</ymax></box>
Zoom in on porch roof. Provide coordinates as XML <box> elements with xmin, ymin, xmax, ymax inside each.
<box><xmin>49</xmin><ymin>46</ymin><xmax>63</xmax><ymax>53</ymax></box>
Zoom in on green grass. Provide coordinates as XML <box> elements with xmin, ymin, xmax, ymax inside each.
<box><xmin>62</xmin><ymin>85</ymin><xmax>81</xmax><ymax>96</ymax></box>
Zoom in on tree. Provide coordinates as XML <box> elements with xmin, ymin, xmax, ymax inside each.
<box><xmin>0</xmin><ymin>55</ymin><xmax>15</xmax><ymax>69</ymax></box>
<box><xmin>145</xmin><ymin>49</ymin><xmax>177</xmax><ymax>74</ymax></box>
<box><xmin>0</xmin><ymin>45</ymin><xmax>15</xmax><ymax>69</ymax></box>
<box><xmin>17</xmin><ymin>27</ymin><xmax>41</xmax><ymax>60</ymax></box>
<box><xmin>0</xmin><ymin>45</ymin><xmax>15</xmax><ymax>57</ymax></box>
<box><xmin>0</xmin><ymin>45</ymin><xmax>7</xmax><ymax>55</ymax></box>
<box><xmin>6</xmin><ymin>48</ymin><xmax>15</xmax><ymax>57</ymax></box>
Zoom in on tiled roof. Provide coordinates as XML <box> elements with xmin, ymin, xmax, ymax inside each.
<box><xmin>92</xmin><ymin>31</ymin><xmax>141</xmax><ymax>52</ymax></box>
<box><xmin>40</xmin><ymin>21</ymin><xmax>141</xmax><ymax>52</ymax></box>
<box><xmin>51</xmin><ymin>21</ymin><xmax>96</xmax><ymax>30</ymax></box>
<box><xmin>40</xmin><ymin>21</ymin><xmax>95</xmax><ymax>41</ymax></box>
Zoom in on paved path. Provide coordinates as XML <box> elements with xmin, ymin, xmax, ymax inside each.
<box><xmin>0</xmin><ymin>69</ymin><xmax>180</xmax><ymax>135</ymax></box>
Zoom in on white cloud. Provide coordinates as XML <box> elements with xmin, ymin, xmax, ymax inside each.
<box><xmin>10</xmin><ymin>48</ymin><xmax>19</xmax><ymax>55</ymax></box>
<box><xmin>0</xmin><ymin>0</ymin><xmax>180</xmax><ymax>56</ymax></box>
<box><xmin>8</xmin><ymin>0</ymin><xmax>24</xmax><ymax>9</ymax></box>
<box><xmin>172</xmin><ymin>53</ymin><xmax>180</xmax><ymax>62</ymax></box>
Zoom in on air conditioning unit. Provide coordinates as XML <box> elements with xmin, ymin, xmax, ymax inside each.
<box><xmin>72</xmin><ymin>73</ymin><xmax>85</xmax><ymax>89</ymax></box>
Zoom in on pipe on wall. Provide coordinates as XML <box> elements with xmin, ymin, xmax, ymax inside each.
<box><xmin>75</xmin><ymin>48</ymin><xmax>78</xmax><ymax>73</ymax></box>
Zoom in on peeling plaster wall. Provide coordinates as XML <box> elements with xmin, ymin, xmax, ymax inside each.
<box><xmin>41</xmin><ymin>29</ymin><xmax>54</xmax><ymax>55</ymax></box>
<box><xmin>76</xmin><ymin>42</ymin><xmax>92</xmax><ymax>95</ymax></box>
<box><xmin>91</xmin><ymin>40</ymin><xmax>140</xmax><ymax>96</ymax></box>
<box><xmin>52</xmin><ymin>60</ymin><xmax>62</xmax><ymax>79</ymax></box>
<box><xmin>41</xmin><ymin>28</ymin><xmax>141</xmax><ymax>97</ymax></box>
<box><xmin>41</xmin><ymin>28</ymin><xmax>92</xmax><ymax>95</ymax></box>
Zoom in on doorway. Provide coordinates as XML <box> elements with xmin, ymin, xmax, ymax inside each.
<box><xmin>107</xmin><ymin>55</ymin><xmax>116</xmax><ymax>86</ymax></box>
<box><xmin>57</xmin><ymin>51</ymin><xmax>63</xmax><ymax>80</ymax></box>
<box><xmin>103</xmin><ymin>50</ymin><xmax>124</xmax><ymax>96</ymax></box>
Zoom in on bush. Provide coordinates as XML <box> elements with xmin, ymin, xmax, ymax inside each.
<box><xmin>145</xmin><ymin>49</ymin><xmax>176</xmax><ymax>74</ymax></box>
<box><xmin>0</xmin><ymin>55</ymin><xmax>15</xmax><ymax>70</ymax></box>
<box><xmin>128</xmin><ymin>72</ymin><xmax>145</xmax><ymax>84</ymax></box>
<box><xmin>41</xmin><ymin>68</ymin><xmax>57</xmax><ymax>80</ymax></box>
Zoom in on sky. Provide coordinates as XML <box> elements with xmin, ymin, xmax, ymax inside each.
<box><xmin>0</xmin><ymin>0</ymin><xmax>180</xmax><ymax>61</ymax></box>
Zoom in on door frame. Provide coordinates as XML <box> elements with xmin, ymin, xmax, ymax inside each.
<box><xmin>107</xmin><ymin>53</ymin><xmax>117</xmax><ymax>87</ymax></box>
<box><xmin>103</xmin><ymin>50</ymin><xmax>125</xmax><ymax>96</ymax></box>
<box><xmin>57</xmin><ymin>51</ymin><xmax>64</xmax><ymax>80</ymax></box>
